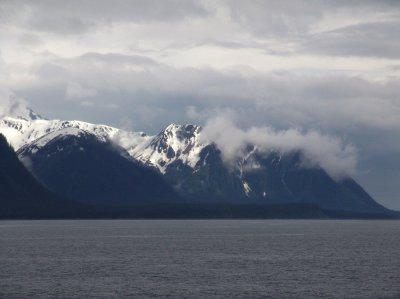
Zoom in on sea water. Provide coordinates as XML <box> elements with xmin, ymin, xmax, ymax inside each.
<box><xmin>1</xmin><ymin>220</ymin><xmax>399</xmax><ymax>298</ymax></box>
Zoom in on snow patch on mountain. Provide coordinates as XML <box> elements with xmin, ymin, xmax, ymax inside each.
<box><xmin>129</xmin><ymin>124</ymin><xmax>207</xmax><ymax>173</ymax></box>
<box><xmin>243</xmin><ymin>181</ymin><xmax>252</xmax><ymax>197</ymax></box>
<box><xmin>0</xmin><ymin>96</ymin><xmax>132</xmax><ymax>150</ymax></box>
<box><xmin>18</xmin><ymin>127</ymin><xmax>92</xmax><ymax>155</ymax></box>
<box><xmin>0</xmin><ymin>116</ymin><xmax>124</xmax><ymax>150</ymax></box>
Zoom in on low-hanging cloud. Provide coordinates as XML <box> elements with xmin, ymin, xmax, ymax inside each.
<box><xmin>0</xmin><ymin>88</ymin><xmax>26</xmax><ymax>119</ymax></box>
<box><xmin>201</xmin><ymin>115</ymin><xmax>357</xmax><ymax>179</ymax></box>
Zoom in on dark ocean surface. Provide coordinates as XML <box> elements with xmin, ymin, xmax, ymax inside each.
<box><xmin>0</xmin><ymin>220</ymin><xmax>399</xmax><ymax>298</ymax></box>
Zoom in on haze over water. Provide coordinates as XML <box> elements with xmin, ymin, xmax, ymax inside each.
<box><xmin>1</xmin><ymin>220</ymin><xmax>399</xmax><ymax>298</ymax></box>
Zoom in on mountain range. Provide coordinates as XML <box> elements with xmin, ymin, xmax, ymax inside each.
<box><xmin>0</xmin><ymin>102</ymin><xmax>396</xmax><ymax>218</ymax></box>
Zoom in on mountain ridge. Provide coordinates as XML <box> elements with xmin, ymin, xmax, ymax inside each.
<box><xmin>17</xmin><ymin>128</ymin><xmax>182</xmax><ymax>205</ymax></box>
<box><xmin>0</xmin><ymin>103</ymin><xmax>394</xmax><ymax>214</ymax></box>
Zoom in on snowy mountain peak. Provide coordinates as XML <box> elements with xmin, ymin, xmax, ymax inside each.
<box><xmin>164</xmin><ymin>123</ymin><xmax>202</xmax><ymax>134</ymax></box>
<box><xmin>153</xmin><ymin>124</ymin><xmax>202</xmax><ymax>147</ymax></box>
<box><xmin>130</xmin><ymin>123</ymin><xmax>206</xmax><ymax>173</ymax></box>
<box><xmin>0</xmin><ymin>115</ymin><xmax>121</xmax><ymax>150</ymax></box>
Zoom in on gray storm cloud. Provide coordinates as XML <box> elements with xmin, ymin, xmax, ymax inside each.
<box><xmin>201</xmin><ymin>115</ymin><xmax>357</xmax><ymax>179</ymax></box>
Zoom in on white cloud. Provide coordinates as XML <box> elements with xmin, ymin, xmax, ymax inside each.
<box><xmin>0</xmin><ymin>89</ymin><xmax>13</xmax><ymax>118</ymax></box>
<box><xmin>0</xmin><ymin>88</ymin><xmax>28</xmax><ymax>118</ymax></box>
<box><xmin>201</xmin><ymin>115</ymin><xmax>357</xmax><ymax>179</ymax></box>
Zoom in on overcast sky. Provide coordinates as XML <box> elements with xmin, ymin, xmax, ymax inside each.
<box><xmin>1</xmin><ymin>0</ymin><xmax>400</xmax><ymax>209</ymax></box>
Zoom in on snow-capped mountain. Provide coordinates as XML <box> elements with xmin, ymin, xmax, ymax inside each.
<box><xmin>0</xmin><ymin>103</ymin><xmax>390</xmax><ymax>213</ymax></box>
<box><xmin>129</xmin><ymin>124</ymin><xmax>206</xmax><ymax>173</ymax></box>
<box><xmin>0</xmin><ymin>104</ymin><xmax>207</xmax><ymax>175</ymax></box>
<box><xmin>0</xmin><ymin>105</ymin><xmax>148</xmax><ymax>152</ymax></box>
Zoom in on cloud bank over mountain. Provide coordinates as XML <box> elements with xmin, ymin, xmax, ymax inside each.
<box><xmin>202</xmin><ymin>115</ymin><xmax>356</xmax><ymax>179</ymax></box>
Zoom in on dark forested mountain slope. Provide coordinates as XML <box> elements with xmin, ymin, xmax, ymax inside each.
<box><xmin>17</xmin><ymin>129</ymin><xmax>181</xmax><ymax>205</ymax></box>
<box><xmin>0</xmin><ymin>134</ymin><xmax>82</xmax><ymax>218</ymax></box>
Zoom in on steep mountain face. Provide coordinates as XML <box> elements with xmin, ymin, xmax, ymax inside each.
<box><xmin>129</xmin><ymin>125</ymin><xmax>386</xmax><ymax>213</ymax></box>
<box><xmin>0</xmin><ymin>134</ymin><xmax>81</xmax><ymax>218</ymax></box>
<box><xmin>129</xmin><ymin>124</ymin><xmax>206</xmax><ymax>172</ymax></box>
<box><xmin>17</xmin><ymin>128</ymin><xmax>181</xmax><ymax>205</ymax></box>
<box><xmin>0</xmin><ymin>104</ymin><xmax>390</xmax><ymax>213</ymax></box>
<box><xmin>126</xmin><ymin>124</ymin><xmax>246</xmax><ymax>203</ymax></box>
<box><xmin>238</xmin><ymin>149</ymin><xmax>386</xmax><ymax>212</ymax></box>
